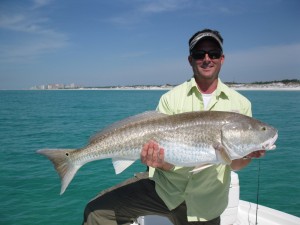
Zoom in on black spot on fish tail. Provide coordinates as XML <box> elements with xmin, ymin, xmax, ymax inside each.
<box><xmin>36</xmin><ymin>148</ymin><xmax>80</xmax><ymax>195</ymax></box>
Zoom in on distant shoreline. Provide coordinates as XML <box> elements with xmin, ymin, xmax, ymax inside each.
<box><xmin>27</xmin><ymin>86</ymin><xmax>300</xmax><ymax>91</ymax></box>
<box><xmin>29</xmin><ymin>84</ymin><xmax>300</xmax><ymax>91</ymax></box>
<box><xmin>79</xmin><ymin>86</ymin><xmax>300</xmax><ymax>91</ymax></box>
<box><xmin>28</xmin><ymin>80</ymin><xmax>300</xmax><ymax>91</ymax></box>
<box><xmin>228</xmin><ymin>84</ymin><xmax>300</xmax><ymax>91</ymax></box>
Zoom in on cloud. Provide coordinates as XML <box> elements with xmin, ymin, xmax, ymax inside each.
<box><xmin>0</xmin><ymin>1</ymin><xmax>68</xmax><ymax>63</ymax></box>
<box><xmin>31</xmin><ymin>0</ymin><xmax>53</xmax><ymax>9</ymax></box>
<box><xmin>106</xmin><ymin>0</ymin><xmax>283</xmax><ymax>28</ymax></box>
<box><xmin>106</xmin><ymin>0</ymin><xmax>190</xmax><ymax>27</ymax></box>
<box><xmin>222</xmin><ymin>43</ymin><xmax>300</xmax><ymax>82</ymax></box>
<box><xmin>0</xmin><ymin>36</ymin><xmax>67</xmax><ymax>63</ymax></box>
<box><xmin>119</xmin><ymin>51</ymin><xmax>151</xmax><ymax>58</ymax></box>
<box><xmin>139</xmin><ymin>0</ymin><xmax>189</xmax><ymax>13</ymax></box>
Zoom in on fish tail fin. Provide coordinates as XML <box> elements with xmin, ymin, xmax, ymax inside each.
<box><xmin>37</xmin><ymin>148</ymin><xmax>80</xmax><ymax>195</ymax></box>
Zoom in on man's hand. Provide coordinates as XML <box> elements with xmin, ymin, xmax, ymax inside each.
<box><xmin>140</xmin><ymin>141</ymin><xmax>174</xmax><ymax>171</ymax></box>
<box><xmin>231</xmin><ymin>150</ymin><xmax>266</xmax><ymax>171</ymax></box>
<box><xmin>245</xmin><ymin>150</ymin><xmax>266</xmax><ymax>159</ymax></box>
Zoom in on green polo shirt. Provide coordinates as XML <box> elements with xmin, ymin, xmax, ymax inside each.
<box><xmin>149</xmin><ymin>77</ymin><xmax>252</xmax><ymax>221</ymax></box>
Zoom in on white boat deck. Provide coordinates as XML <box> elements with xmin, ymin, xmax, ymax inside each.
<box><xmin>234</xmin><ymin>200</ymin><xmax>300</xmax><ymax>225</ymax></box>
<box><xmin>134</xmin><ymin>172</ymin><xmax>300</xmax><ymax>225</ymax></box>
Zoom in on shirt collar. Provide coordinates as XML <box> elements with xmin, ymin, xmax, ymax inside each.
<box><xmin>187</xmin><ymin>77</ymin><xmax>230</xmax><ymax>98</ymax></box>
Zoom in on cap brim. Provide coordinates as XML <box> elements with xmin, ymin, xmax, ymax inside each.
<box><xmin>189</xmin><ymin>32</ymin><xmax>223</xmax><ymax>51</ymax></box>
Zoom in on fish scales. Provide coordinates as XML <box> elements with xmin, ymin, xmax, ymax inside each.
<box><xmin>37</xmin><ymin>111</ymin><xmax>278</xmax><ymax>194</ymax></box>
<box><xmin>82</xmin><ymin>112</ymin><xmax>219</xmax><ymax>164</ymax></box>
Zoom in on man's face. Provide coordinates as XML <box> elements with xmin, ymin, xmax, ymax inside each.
<box><xmin>188</xmin><ymin>39</ymin><xmax>224</xmax><ymax>81</ymax></box>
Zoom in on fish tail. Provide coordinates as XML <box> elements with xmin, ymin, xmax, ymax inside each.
<box><xmin>37</xmin><ymin>148</ymin><xmax>80</xmax><ymax>195</ymax></box>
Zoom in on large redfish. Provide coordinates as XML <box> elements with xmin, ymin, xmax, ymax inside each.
<box><xmin>37</xmin><ymin>111</ymin><xmax>278</xmax><ymax>194</ymax></box>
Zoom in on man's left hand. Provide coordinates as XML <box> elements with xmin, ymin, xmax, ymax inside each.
<box><xmin>245</xmin><ymin>150</ymin><xmax>266</xmax><ymax>159</ymax></box>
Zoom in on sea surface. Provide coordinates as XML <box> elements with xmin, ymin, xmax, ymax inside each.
<box><xmin>0</xmin><ymin>90</ymin><xmax>299</xmax><ymax>225</ymax></box>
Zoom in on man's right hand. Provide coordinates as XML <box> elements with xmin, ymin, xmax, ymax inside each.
<box><xmin>140</xmin><ymin>140</ymin><xmax>174</xmax><ymax>171</ymax></box>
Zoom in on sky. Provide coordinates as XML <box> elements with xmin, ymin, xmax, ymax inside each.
<box><xmin>0</xmin><ymin>0</ymin><xmax>300</xmax><ymax>90</ymax></box>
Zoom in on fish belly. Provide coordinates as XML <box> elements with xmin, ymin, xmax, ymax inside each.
<box><xmin>161</xmin><ymin>141</ymin><xmax>218</xmax><ymax>166</ymax></box>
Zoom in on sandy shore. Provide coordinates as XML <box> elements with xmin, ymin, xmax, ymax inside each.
<box><xmin>77</xmin><ymin>87</ymin><xmax>300</xmax><ymax>91</ymax></box>
<box><xmin>31</xmin><ymin>82</ymin><xmax>300</xmax><ymax>91</ymax></box>
<box><xmin>77</xmin><ymin>84</ymin><xmax>300</xmax><ymax>91</ymax></box>
<box><xmin>229</xmin><ymin>84</ymin><xmax>300</xmax><ymax>91</ymax></box>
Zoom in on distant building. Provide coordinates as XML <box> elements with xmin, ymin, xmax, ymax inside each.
<box><xmin>30</xmin><ymin>83</ymin><xmax>81</xmax><ymax>90</ymax></box>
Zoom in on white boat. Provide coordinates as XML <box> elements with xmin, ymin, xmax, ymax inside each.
<box><xmin>132</xmin><ymin>172</ymin><xmax>300</xmax><ymax>225</ymax></box>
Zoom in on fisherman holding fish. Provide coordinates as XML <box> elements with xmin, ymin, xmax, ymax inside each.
<box><xmin>79</xmin><ymin>28</ymin><xmax>270</xmax><ymax>225</ymax></box>
<box><xmin>36</xmin><ymin>28</ymin><xmax>277</xmax><ymax>225</ymax></box>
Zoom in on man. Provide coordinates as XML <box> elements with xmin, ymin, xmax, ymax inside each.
<box><xmin>83</xmin><ymin>29</ymin><xmax>265</xmax><ymax>225</ymax></box>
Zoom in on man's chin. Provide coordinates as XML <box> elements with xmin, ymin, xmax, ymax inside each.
<box><xmin>200</xmin><ymin>73</ymin><xmax>216</xmax><ymax>80</ymax></box>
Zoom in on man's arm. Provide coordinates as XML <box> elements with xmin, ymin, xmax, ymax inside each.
<box><xmin>230</xmin><ymin>150</ymin><xmax>266</xmax><ymax>171</ymax></box>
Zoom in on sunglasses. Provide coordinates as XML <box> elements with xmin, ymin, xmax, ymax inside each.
<box><xmin>191</xmin><ymin>49</ymin><xmax>223</xmax><ymax>60</ymax></box>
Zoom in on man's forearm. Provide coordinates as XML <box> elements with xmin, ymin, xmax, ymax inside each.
<box><xmin>230</xmin><ymin>157</ymin><xmax>251</xmax><ymax>171</ymax></box>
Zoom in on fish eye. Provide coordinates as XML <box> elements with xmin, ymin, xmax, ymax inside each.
<box><xmin>261</xmin><ymin>127</ymin><xmax>266</xmax><ymax>131</ymax></box>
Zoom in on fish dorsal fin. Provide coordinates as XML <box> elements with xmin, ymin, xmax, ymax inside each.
<box><xmin>112</xmin><ymin>158</ymin><xmax>135</xmax><ymax>174</ymax></box>
<box><xmin>89</xmin><ymin>111</ymin><xmax>167</xmax><ymax>143</ymax></box>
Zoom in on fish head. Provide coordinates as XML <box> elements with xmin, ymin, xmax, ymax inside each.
<box><xmin>221</xmin><ymin>118</ymin><xmax>278</xmax><ymax>159</ymax></box>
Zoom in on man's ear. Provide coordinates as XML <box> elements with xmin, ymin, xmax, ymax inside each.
<box><xmin>188</xmin><ymin>55</ymin><xmax>193</xmax><ymax>65</ymax></box>
<box><xmin>221</xmin><ymin>54</ymin><xmax>225</xmax><ymax>64</ymax></box>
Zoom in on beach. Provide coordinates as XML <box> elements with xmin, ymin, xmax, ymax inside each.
<box><xmin>228</xmin><ymin>82</ymin><xmax>300</xmax><ymax>91</ymax></box>
<box><xmin>75</xmin><ymin>83</ymin><xmax>300</xmax><ymax>91</ymax></box>
<box><xmin>30</xmin><ymin>80</ymin><xmax>300</xmax><ymax>91</ymax></box>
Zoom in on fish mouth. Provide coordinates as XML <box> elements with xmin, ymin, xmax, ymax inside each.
<box><xmin>262</xmin><ymin>132</ymin><xmax>278</xmax><ymax>150</ymax></box>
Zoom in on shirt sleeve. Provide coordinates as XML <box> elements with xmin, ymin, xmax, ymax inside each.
<box><xmin>241</xmin><ymin>97</ymin><xmax>252</xmax><ymax>117</ymax></box>
<box><xmin>245</xmin><ymin>103</ymin><xmax>252</xmax><ymax>117</ymax></box>
<box><xmin>156</xmin><ymin>94</ymin><xmax>174</xmax><ymax>115</ymax></box>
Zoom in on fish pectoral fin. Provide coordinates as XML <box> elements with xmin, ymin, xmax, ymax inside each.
<box><xmin>213</xmin><ymin>142</ymin><xmax>232</xmax><ymax>165</ymax></box>
<box><xmin>190</xmin><ymin>164</ymin><xmax>214</xmax><ymax>174</ymax></box>
<box><xmin>112</xmin><ymin>158</ymin><xmax>135</xmax><ymax>174</ymax></box>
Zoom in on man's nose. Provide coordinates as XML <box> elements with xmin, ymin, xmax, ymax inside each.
<box><xmin>203</xmin><ymin>53</ymin><xmax>211</xmax><ymax>61</ymax></box>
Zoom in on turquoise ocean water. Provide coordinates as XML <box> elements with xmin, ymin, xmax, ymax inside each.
<box><xmin>1</xmin><ymin>90</ymin><xmax>299</xmax><ymax>224</ymax></box>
